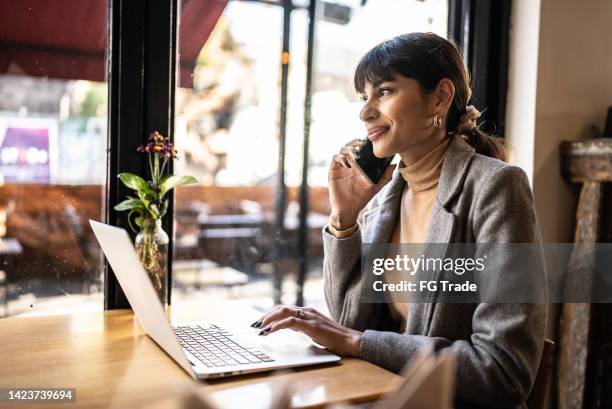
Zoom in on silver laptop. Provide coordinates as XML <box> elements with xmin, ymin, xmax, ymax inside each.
<box><xmin>89</xmin><ymin>220</ymin><xmax>340</xmax><ymax>379</ymax></box>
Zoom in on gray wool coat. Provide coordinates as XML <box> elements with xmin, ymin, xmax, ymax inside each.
<box><xmin>322</xmin><ymin>134</ymin><xmax>547</xmax><ymax>408</ymax></box>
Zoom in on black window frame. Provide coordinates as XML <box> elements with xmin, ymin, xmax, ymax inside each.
<box><xmin>105</xmin><ymin>0</ymin><xmax>178</xmax><ymax>309</ymax></box>
<box><xmin>448</xmin><ymin>0</ymin><xmax>511</xmax><ymax>137</ymax></box>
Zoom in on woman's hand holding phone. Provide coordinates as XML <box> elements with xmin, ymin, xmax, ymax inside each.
<box><xmin>328</xmin><ymin>138</ymin><xmax>394</xmax><ymax>230</ymax></box>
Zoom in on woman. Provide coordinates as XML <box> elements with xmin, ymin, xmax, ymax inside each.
<box><xmin>251</xmin><ymin>32</ymin><xmax>546</xmax><ymax>408</ymax></box>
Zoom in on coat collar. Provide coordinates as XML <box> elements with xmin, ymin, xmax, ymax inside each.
<box><xmin>396</xmin><ymin>134</ymin><xmax>476</xmax><ymax>208</ymax></box>
<box><xmin>435</xmin><ymin>134</ymin><xmax>476</xmax><ymax>208</ymax></box>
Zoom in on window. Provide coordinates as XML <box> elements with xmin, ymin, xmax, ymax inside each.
<box><xmin>173</xmin><ymin>1</ymin><xmax>285</xmax><ymax>311</ymax></box>
<box><xmin>0</xmin><ymin>1</ymin><xmax>108</xmax><ymax>317</ymax></box>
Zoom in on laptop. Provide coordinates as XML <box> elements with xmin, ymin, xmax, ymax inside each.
<box><xmin>89</xmin><ymin>220</ymin><xmax>340</xmax><ymax>379</ymax></box>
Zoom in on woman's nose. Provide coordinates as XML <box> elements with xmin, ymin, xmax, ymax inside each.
<box><xmin>359</xmin><ymin>103</ymin><xmax>378</xmax><ymax>122</ymax></box>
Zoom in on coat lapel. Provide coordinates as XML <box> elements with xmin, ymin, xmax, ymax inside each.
<box><xmin>412</xmin><ymin>204</ymin><xmax>456</xmax><ymax>335</ymax></box>
<box><xmin>414</xmin><ymin>135</ymin><xmax>475</xmax><ymax>335</ymax></box>
<box><xmin>361</xmin><ymin>171</ymin><xmax>404</xmax><ymax>244</ymax></box>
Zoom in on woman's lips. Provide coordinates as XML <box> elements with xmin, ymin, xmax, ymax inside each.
<box><xmin>367</xmin><ymin>126</ymin><xmax>389</xmax><ymax>141</ymax></box>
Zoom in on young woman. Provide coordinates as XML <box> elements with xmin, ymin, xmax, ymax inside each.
<box><xmin>251</xmin><ymin>32</ymin><xmax>546</xmax><ymax>408</ymax></box>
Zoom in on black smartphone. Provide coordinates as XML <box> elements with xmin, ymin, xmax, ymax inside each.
<box><xmin>353</xmin><ymin>139</ymin><xmax>394</xmax><ymax>185</ymax></box>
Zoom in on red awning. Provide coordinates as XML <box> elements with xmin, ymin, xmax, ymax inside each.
<box><xmin>179</xmin><ymin>0</ymin><xmax>228</xmax><ymax>87</ymax></box>
<box><xmin>0</xmin><ymin>0</ymin><xmax>227</xmax><ymax>88</ymax></box>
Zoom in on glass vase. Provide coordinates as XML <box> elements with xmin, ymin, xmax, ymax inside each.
<box><xmin>135</xmin><ymin>219</ymin><xmax>169</xmax><ymax>307</ymax></box>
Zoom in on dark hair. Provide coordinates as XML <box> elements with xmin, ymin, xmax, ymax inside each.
<box><xmin>354</xmin><ymin>32</ymin><xmax>507</xmax><ymax>161</ymax></box>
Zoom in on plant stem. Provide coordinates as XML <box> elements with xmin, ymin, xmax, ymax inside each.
<box><xmin>153</xmin><ymin>154</ymin><xmax>160</xmax><ymax>185</ymax></box>
<box><xmin>160</xmin><ymin>158</ymin><xmax>168</xmax><ymax>181</ymax></box>
<box><xmin>148</xmin><ymin>153</ymin><xmax>154</xmax><ymax>184</ymax></box>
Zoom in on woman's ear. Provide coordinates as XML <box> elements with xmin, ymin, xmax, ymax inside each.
<box><xmin>433</xmin><ymin>78</ymin><xmax>455</xmax><ymax>115</ymax></box>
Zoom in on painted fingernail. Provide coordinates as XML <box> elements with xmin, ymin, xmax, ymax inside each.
<box><xmin>264</xmin><ymin>327</ymin><xmax>272</xmax><ymax>332</ymax></box>
<box><xmin>250</xmin><ymin>321</ymin><xmax>257</xmax><ymax>327</ymax></box>
<box><xmin>254</xmin><ymin>321</ymin><xmax>262</xmax><ymax>328</ymax></box>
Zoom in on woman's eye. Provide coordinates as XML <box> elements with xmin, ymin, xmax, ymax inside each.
<box><xmin>379</xmin><ymin>88</ymin><xmax>392</xmax><ymax>97</ymax></box>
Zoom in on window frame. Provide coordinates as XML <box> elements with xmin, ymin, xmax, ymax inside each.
<box><xmin>105</xmin><ymin>0</ymin><xmax>178</xmax><ymax>309</ymax></box>
<box><xmin>448</xmin><ymin>0</ymin><xmax>511</xmax><ymax>137</ymax></box>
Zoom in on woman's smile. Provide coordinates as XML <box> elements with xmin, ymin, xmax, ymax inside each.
<box><xmin>367</xmin><ymin>125</ymin><xmax>390</xmax><ymax>141</ymax></box>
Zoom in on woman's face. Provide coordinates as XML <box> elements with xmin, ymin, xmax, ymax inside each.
<box><xmin>358</xmin><ymin>75</ymin><xmax>440</xmax><ymax>159</ymax></box>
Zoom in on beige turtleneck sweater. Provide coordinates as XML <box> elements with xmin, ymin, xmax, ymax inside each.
<box><xmin>385</xmin><ymin>137</ymin><xmax>451</xmax><ymax>328</ymax></box>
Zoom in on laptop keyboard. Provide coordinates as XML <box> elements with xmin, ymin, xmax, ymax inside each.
<box><xmin>173</xmin><ymin>324</ymin><xmax>275</xmax><ymax>368</ymax></box>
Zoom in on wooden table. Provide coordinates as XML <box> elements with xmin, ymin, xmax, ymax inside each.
<box><xmin>0</xmin><ymin>301</ymin><xmax>400</xmax><ymax>408</ymax></box>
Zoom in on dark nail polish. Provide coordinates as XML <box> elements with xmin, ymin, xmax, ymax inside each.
<box><xmin>264</xmin><ymin>327</ymin><xmax>272</xmax><ymax>332</ymax></box>
<box><xmin>254</xmin><ymin>321</ymin><xmax>262</xmax><ymax>328</ymax></box>
<box><xmin>250</xmin><ymin>321</ymin><xmax>257</xmax><ymax>327</ymax></box>
<box><xmin>258</xmin><ymin>330</ymin><xmax>264</xmax><ymax>335</ymax></box>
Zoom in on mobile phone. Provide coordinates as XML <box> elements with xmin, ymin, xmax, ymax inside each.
<box><xmin>353</xmin><ymin>139</ymin><xmax>394</xmax><ymax>185</ymax></box>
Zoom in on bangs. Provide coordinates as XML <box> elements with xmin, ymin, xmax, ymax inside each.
<box><xmin>353</xmin><ymin>42</ymin><xmax>398</xmax><ymax>94</ymax></box>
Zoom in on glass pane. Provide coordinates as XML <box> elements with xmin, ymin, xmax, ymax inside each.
<box><xmin>171</xmin><ymin>0</ymin><xmax>448</xmax><ymax>312</ymax></box>
<box><xmin>173</xmin><ymin>1</ymin><xmax>283</xmax><ymax>311</ymax></box>
<box><xmin>0</xmin><ymin>2</ymin><xmax>108</xmax><ymax>317</ymax></box>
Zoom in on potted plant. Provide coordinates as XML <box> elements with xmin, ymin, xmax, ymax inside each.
<box><xmin>114</xmin><ymin>131</ymin><xmax>197</xmax><ymax>305</ymax></box>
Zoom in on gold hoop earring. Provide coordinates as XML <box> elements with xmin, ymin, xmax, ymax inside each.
<box><xmin>433</xmin><ymin>114</ymin><xmax>441</xmax><ymax>128</ymax></box>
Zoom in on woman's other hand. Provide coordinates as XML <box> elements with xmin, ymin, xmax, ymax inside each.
<box><xmin>250</xmin><ymin>306</ymin><xmax>362</xmax><ymax>357</ymax></box>
<box><xmin>329</xmin><ymin>139</ymin><xmax>394</xmax><ymax>230</ymax></box>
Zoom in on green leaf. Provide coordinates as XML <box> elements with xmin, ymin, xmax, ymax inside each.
<box><xmin>159</xmin><ymin>175</ymin><xmax>198</xmax><ymax>198</ymax></box>
<box><xmin>136</xmin><ymin>191</ymin><xmax>158</xmax><ymax>219</ymax></box>
<box><xmin>118</xmin><ymin>173</ymin><xmax>154</xmax><ymax>194</ymax></box>
<box><xmin>114</xmin><ymin>197</ymin><xmax>144</xmax><ymax>212</ymax></box>
<box><xmin>159</xmin><ymin>174</ymin><xmax>172</xmax><ymax>186</ymax></box>
<box><xmin>137</xmin><ymin>190</ymin><xmax>150</xmax><ymax>207</ymax></box>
